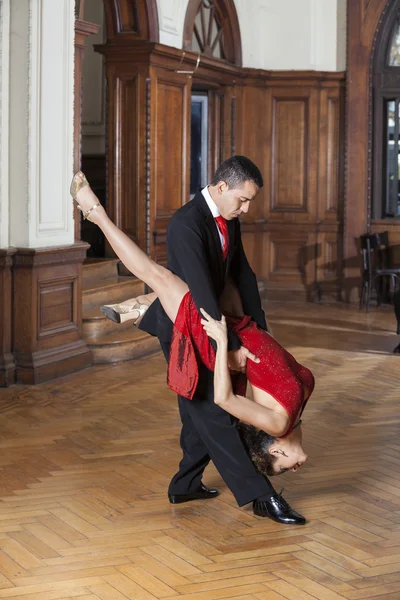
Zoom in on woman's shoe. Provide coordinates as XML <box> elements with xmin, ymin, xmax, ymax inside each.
<box><xmin>100</xmin><ymin>301</ymin><xmax>151</xmax><ymax>325</ymax></box>
<box><xmin>70</xmin><ymin>171</ymin><xmax>100</xmax><ymax>221</ymax></box>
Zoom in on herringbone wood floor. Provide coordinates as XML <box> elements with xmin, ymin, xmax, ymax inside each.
<box><xmin>0</xmin><ymin>301</ymin><xmax>400</xmax><ymax>600</ymax></box>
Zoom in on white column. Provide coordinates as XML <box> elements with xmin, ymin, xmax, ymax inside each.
<box><xmin>0</xmin><ymin>0</ymin><xmax>10</xmax><ymax>249</ymax></box>
<box><xmin>9</xmin><ymin>0</ymin><xmax>75</xmax><ymax>249</ymax></box>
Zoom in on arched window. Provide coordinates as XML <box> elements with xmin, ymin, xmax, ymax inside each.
<box><xmin>372</xmin><ymin>1</ymin><xmax>400</xmax><ymax>220</ymax></box>
<box><xmin>183</xmin><ymin>0</ymin><xmax>242</xmax><ymax>66</ymax></box>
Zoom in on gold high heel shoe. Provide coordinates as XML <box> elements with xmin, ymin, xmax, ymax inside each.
<box><xmin>100</xmin><ymin>299</ymin><xmax>151</xmax><ymax>325</ymax></box>
<box><xmin>70</xmin><ymin>171</ymin><xmax>100</xmax><ymax>221</ymax></box>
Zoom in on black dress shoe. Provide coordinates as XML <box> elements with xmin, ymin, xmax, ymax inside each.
<box><xmin>168</xmin><ymin>484</ymin><xmax>219</xmax><ymax>504</ymax></box>
<box><xmin>393</xmin><ymin>343</ymin><xmax>400</xmax><ymax>354</ymax></box>
<box><xmin>253</xmin><ymin>491</ymin><xmax>306</xmax><ymax>525</ymax></box>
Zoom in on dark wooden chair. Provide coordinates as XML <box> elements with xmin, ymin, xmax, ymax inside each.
<box><xmin>359</xmin><ymin>232</ymin><xmax>400</xmax><ymax>334</ymax></box>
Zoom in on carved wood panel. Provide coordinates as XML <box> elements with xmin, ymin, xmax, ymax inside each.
<box><xmin>269</xmin><ymin>231</ymin><xmax>310</xmax><ymax>278</ymax></box>
<box><xmin>268</xmin><ymin>87</ymin><xmax>318</xmax><ymax>220</ymax></box>
<box><xmin>237</xmin><ymin>85</ymin><xmax>269</xmax><ymax>223</ymax></box>
<box><xmin>38</xmin><ymin>278</ymin><xmax>76</xmax><ymax>338</ymax></box>
<box><xmin>272</xmin><ymin>98</ymin><xmax>308</xmax><ymax>212</ymax></box>
<box><xmin>117</xmin><ymin>76</ymin><xmax>140</xmax><ymax>239</ymax></box>
<box><xmin>12</xmin><ymin>245</ymin><xmax>91</xmax><ymax>384</ymax></box>
<box><xmin>318</xmin><ymin>87</ymin><xmax>344</xmax><ymax>219</ymax></box>
<box><xmin>153</xmin><ymin>75</ymin><xmax>189</xmax><ymax>221</ymax></box>
<box><xmin>104</xmin><ymin>61</ymin><xmax>147</xmax><ymax>255</ymax></box>
<box><xmin>237</xmin><ymin>74</ymin><xmax>344</xmax><ymax>299</ymax></box>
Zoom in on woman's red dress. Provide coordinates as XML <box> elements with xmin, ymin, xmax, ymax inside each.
<box><xmin>167</xmin><ymin>293</ymin><xmax>315</xmax><ymax>436</ymax></box>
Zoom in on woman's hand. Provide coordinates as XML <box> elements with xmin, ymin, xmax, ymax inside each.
<box><xmin>200</xmin><ymin>308</ymin><xmax>228</xmax><ymax>346</ymax></box>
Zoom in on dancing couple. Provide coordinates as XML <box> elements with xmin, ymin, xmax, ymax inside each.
<box><xmin>71</xmin><ymin>156</ymin><xmax>314</xmax><ymax>525</ymax></box>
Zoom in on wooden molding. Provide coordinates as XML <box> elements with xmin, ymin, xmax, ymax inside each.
<box><xmin>0</xmin><ymin>249</ymin><xmax>16</xmax><ymax>387</ymax></box>
<box><xmin>13</xmin><ymin>243</ymin><xmax>92</xmax><ymax>384</ymax></box>
<box><xmin>104</xmin><ymin>0</ymin><xmax>159</xmax><ymax>42</ymax></box>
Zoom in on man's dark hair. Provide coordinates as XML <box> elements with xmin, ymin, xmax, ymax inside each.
<box><xmin>238</xmin><ymin>422</ymin><xmax>278</xmax><ymax>476</ymax></box>
<box><xmin>211</xmin><ymin>156</ymin><xmax>263</xmax><ymax>189</ymax></box>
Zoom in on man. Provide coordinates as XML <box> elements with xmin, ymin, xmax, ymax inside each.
<box><xmin>123</xmin><ymin>156</ymin><xmax>306</xmax><ymax>524</ymax></box>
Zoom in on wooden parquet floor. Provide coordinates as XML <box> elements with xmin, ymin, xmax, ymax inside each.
<box><xmin>0</xmin><ymin>301</ymin><xmax>400</xmax><ymax>600</ymax></box>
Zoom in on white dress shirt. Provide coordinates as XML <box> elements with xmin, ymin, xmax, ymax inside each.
<box><xmin>201</xmin><ymin>186</ymin><xmax>224</xmax><ymax>248</ymax></box>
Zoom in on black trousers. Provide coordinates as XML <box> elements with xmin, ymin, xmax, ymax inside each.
<box><xmin>160</xmin><ymin>341</ymin><xmax>274</xmax><ymax>507</ymax></box>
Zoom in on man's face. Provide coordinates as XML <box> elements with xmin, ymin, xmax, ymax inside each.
<box><xmin>216</xmin><ymin>180</ymin><xmax>259</xmax><ymax>220</ymax></box>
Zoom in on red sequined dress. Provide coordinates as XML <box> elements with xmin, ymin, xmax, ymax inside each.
<box><xmin>168</xmin><ymin>293</ymin><xmax>315</xmax><ymax>436</ymax></box>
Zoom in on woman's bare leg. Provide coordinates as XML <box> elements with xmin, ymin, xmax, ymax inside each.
<box><xmin>74</xmin><ymin>180</ymin><xmax>188</xmax><ymax>322</ymax></box>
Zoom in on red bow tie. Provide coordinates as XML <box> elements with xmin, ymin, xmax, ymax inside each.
<box><xmin>215</xmin><ymin>216</ymin><xmax>229</xmax><ymax>260</ymax></box>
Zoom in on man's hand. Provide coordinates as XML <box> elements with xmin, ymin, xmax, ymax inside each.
<box><xmin>228</xmin><ymin>346</ymin><xmax>260</xmax><ymax>373</ymax></box>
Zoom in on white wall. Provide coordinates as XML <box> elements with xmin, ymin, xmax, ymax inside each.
<box><xmin>5</xmin><ymin>0</ymin><xmax>75</xmax><ymax>249</ymax></box>
<box><xmin>156</xmin><ymin>0</ymin><xmax>347</xmax><ymax>71</ymax></box>
<box><xmin>0</xmin><ymin>0</ymin><xmax>10</xmax><ymax>248</ymax></box>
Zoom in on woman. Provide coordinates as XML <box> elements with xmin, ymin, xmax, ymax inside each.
<box><xmin>71</xmin><ymin>172</ymin><xmax>314</xmax><ymax>476</ymax></box>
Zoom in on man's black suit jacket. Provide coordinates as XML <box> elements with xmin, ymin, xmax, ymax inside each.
<box><xmin>139</xmin><ymin>191</ymin><xmax>267</xmax><ymax>350</ymax></box>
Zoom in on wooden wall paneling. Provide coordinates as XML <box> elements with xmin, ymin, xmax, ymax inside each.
<box><xmin>318</xmin><ymin>86</ymin><xmax>342</xmax><ymax>221</ymax></box>
<box><xmin>345</xmin><ymin>0</ymin><xmax>389</xmax><ymax>299</ymax></box>
<box><xmin>267</xmin><ymin>224</ymin><xmax>316</xmax><ymax>291</ymax></box>
<box><xmin>237</xmin><ymin>83</ymin><xmax>269</xmax><ymax>224</ymax></box>
<box><xmin>235</xmin><ymin>83</ymin><xmax>269</xmax><ymax>279</ymax></box>
<box><xmin>318</xmin><ymin>231</ymin><xmax>340</xmax><ymax>294</ymax></box>
<box><xmin>150</xmin><ymin>66</ymin><xmax>191</xmax><ymax>265</ymax></box>
<box><xmin>317</xmin><ymin>78</ymin><xmax>345</xmax><ymax>299</ymax></box>
<box><xmin>12</xmin><ymin>244</ymin><xmax>92</xmax><ymax>384</ymax></box>
<box><xmin>100</xmin><ymin>54</ymin><xmax>148</xmax><ymax>257</ymax></box>
<box><xmin>0</xmin><ymin>250</ymin><xmax>16</xmax><ymax>386</ymax></box>
<box><xmin>233</xmin><ymin>72</ymin><xmax>345</xmax><ymax>300</ymax></box>
<box><xmin>208</xmin><ymin>84</ymin><xmax>236</xmax><ymax>175</ymax></box>
<box><xmin>268</xmin><ymin>86</ymin><xmax>319</xmax><ymax>221</ymax></box>
<box><xmin>262</xmin><ymin>83</ymin><xmax>320</xmax><ymax>299</ymax></box>
<box><xmin>96</xmin><ymin>39</ymin><xmax>346</xmax><ymax>303</ymax></box>
<box><xmin>208</xmin><ymin>88</ymin><xmax>222</xmax><ymax>176</ymax></box>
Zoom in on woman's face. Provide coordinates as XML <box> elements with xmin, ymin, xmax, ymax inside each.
<box><xmin>269</xmin><ymin>426</ymin><xmax>308</xmax><ymax>474</ymax></box>
<box><xmin>270</xmin><ymin>444</ymin><xmax>308</xmax><ymax>474</ymax></box>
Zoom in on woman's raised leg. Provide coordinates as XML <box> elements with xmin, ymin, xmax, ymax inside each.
<box><xmin>72</xmin><ymin>173</ymin><xmax>188</xmax><ymax>322</ymax></box>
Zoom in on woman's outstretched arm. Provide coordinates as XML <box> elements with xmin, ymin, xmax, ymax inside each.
<box><xmin>200</xmin><ymin>309</ymin><xmax>289</xmax><ymax>437</ymax></box>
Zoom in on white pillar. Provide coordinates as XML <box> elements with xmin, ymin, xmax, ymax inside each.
<box><xmin>9</xmin><ymin>0</ymin><xmax>75</xmax><ymax>249</ymax></box>
<box><xmin>0</xmin><ymin>0</ymin><xmax>10</xmax><ymax>249</ymax></box>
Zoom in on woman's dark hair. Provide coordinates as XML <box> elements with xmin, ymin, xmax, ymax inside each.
<box><xmin>211</xmin><ymin>156</ymin><xmax>263</xmax><ymax>189</ymax></box>
<box><xmin>238</xmin><ymin>422</ymin><xmax>278</xmax><ymax>476</ymax></box>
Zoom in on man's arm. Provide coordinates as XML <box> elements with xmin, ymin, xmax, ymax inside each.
<box><xmin>230</xmin><ymin>221</ymin><xmax>268</xmax><ymax>331</ymax></box>
<box><xmin>169</xmin><ymin>220</ymin><xmax>241</xmax><ymax>352</ymax></box>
